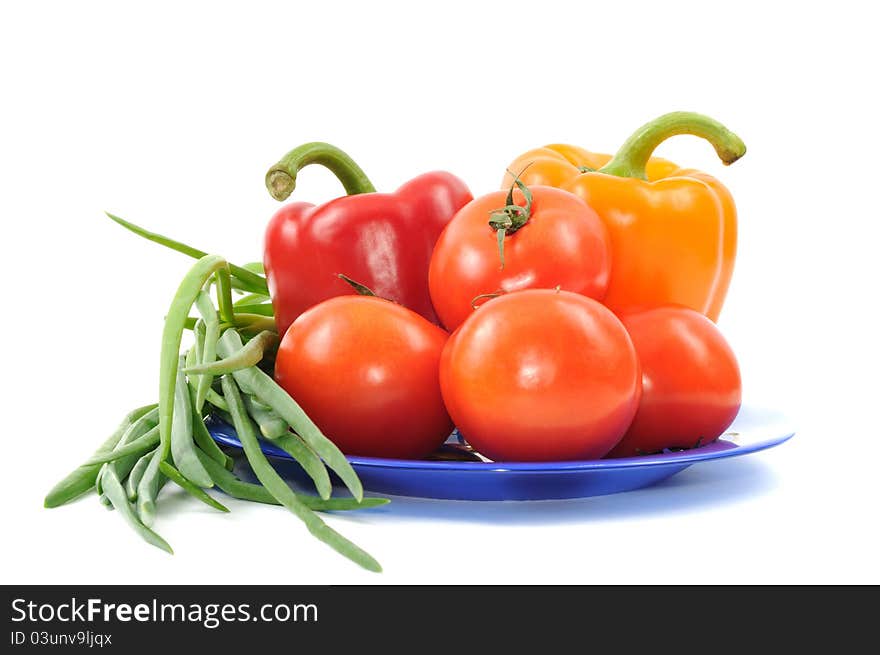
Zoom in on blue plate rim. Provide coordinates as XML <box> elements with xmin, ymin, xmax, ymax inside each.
<box><xmin>207</xmin><ymin>417</ymin><xmax>795</xmax><ymax>473</ymax></box>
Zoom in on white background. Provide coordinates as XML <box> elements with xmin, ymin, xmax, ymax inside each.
<box><xmin>2</xmin><ymin>1</ymin><xmax>877</xmax><ymax>584</ymax></box>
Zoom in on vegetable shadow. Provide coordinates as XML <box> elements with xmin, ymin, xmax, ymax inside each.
<box><xmin>362</xmin><ymin>456</ymin><xmax>779</xmax><ymax>525</ymax></box>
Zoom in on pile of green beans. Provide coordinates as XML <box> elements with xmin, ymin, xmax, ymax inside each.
<box><xmin>45</xmin><ymin>215</ymin><xmax>386</xmax><ymax>572</ymax></box>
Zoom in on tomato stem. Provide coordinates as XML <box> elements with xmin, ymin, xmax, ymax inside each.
<box><xmin>488</xmin><ymin>170</ymin><xmax>534</xmax><ymax>269</ymax></box>
<box><xmin>337</xmin><ymin>273</ymin><xmax>377</xmax><ymax>297</ymax></box>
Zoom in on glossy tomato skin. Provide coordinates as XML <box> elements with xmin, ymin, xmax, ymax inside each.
<box><xmin>607</xmin><ymin>306</ymin><xmax>742</xmax><ymax>458</ymax></box>
<box><xmin>274</xmin><ymin>296</ymin><xmax>453</xmax><ymax>459</ymax></box>
<box><xmin>428</xmin><ymin>185</ymin><xmax>611</xmax><ymax>331</ymax></box>
<box><xmin>440</xmin><ymin>290</ymin><xmax>641</xmax><ymax>461</ymax></box>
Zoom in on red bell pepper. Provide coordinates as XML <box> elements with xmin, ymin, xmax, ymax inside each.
<box><xmin>264</xmin><ymin>143</ymin><xmax>472</xmax><ymax>337</ymax></box>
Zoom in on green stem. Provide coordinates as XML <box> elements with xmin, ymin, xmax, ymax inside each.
<box><xmin>599</xmin><ymin>111</ymin><xmax>746</xmax><ymax>180</ymax></box>
<box><xmin>488</xmin><ymin>174</ymin><xmax>534</xmax><ymax>269</ymax></box>
<box><xmin>265</xmin><ymin>142</ymin><xmax>376</xmax><ymax>201</ymax></box>
<box><xmin>105</xmin><ymin>213</ymin><xmax>269</xmax><ymax>295</ymax></box>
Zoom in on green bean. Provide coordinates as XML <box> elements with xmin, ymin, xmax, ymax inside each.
<box><xmin>237</xmin><ymin>325</ymin><xmax>277</xmax><ymax>341</ymax></box>
<box><xmin>242</xmin><ymin>393</ymin><xmax>289</xmax><ymax>439</ymax></box>
<box><xmin>94</xmin><ymin>407</ymin><xmax>159</xmax><ymax>501</ymax></box>
<box><xmin>230</xmin><ymin>276</ymin><xmax>263</xmax><ymax>293</ymax></box>
<box><xmin>44</xmin><ymin>404</ymin><xmax>156</xmax><ymax>508</ymax></box>
<box><xmin>136</xmin><ymin>447</ymin><xmax>165</xmax><ymax>527</ymax></box>
<box><xmin>170</xmin><ymin>356</ymin><xmax>212</xmax><ymax>487</ymax></box>
<box><xmin>194</xmin><ymin>291</ymin><xmax>219</xmax><ymax>411</ymax></box>
<box><xmin>220</xmin><ymin>376</ymin><xmax>380</xmax><ymax>572</ymax></box>
<box><xmin>190</xmin><ymin>321</ymin><xmax>206</xmax><ymax>408</ymax></box>
<box><xmin>185</xmin><ymin>345</ymin><xmax>204</xmax><ymax>406</ymax></box>
<box><xmin>101</xmin><ymin>466</ymin><xmax>173</xmax><ymax>554</ymax></box>
<box><xmin>185</xmin><ymin>331</ymin><xmax>276</xmax><ymax>376</ymax></box>
<box><xmin>159</xmin><ymin>461</ymin><xmax>229</xmax><ymax>512</ymax></box>
<box><xmin>234</xmin><ymin>292</ymin><xmax>271</xmax><ymax>307</ymax></box>
<box><xmin>188</xmin><ymin>367</ymin><xmax>233</xmax><ymax>469</ymax></box>
<box><xmin>113</xmin><ymin>424</ymin><xmax>159</xmax><ymax>483</ymax></box>
<box><xmin>246</xmin><ymin>394</ymin><xmax>273</xmax><ymax>412</ymax></box>
<box><xmin>99</xmin><ymin>408</ymin><xmax>159</xmax><ymax>512</ymax></box>
<box><xmin>105</xmin><ymin>212</ymin><xmax>269</xmax><ymax>295</ymax></box>
<box><xmin>202</xmin><ymin>388</ymin><xmax>229</xmax><ymax>412</ymax></box>
<box><xmin>195</xmin><ymin>450</ymin><xmax>388</xmax><ymax>511</ymax></box>
<box><xmin>194</xmin><ymin>323</ymin><xmax>206</xmax><ymax>366</ymax></box>
<box><xmin>237</xmin><ymin>393</ymin><xmax>331</xmax><ymax>499</ymax></box>
<box><xmin>189</xmin><ymin>387</ymin><xmax>234</xmax><ymax>470</ymax></box>
<box><xmin>229</xmin><ymin>303</ymin><xmax>274</xmax><ymax>316</ymax></box>
<box><xmin>126</xmin><ymin>450</ymin><xmax>155</xmax><ymax>501</ymax></box>
<box><xmin>158</xmin><ymin>255</ymin><xmax>228</xmax><ymax>464</ymax></box>
<box><xmin>218</xmin><ymin>330</ymin><xmax>363</xmax><ymax>501</ymax></box>
<box><xmin>82</xmin><ymin>425</ymin><xmax>159</xmax><ymax>465</ymax></box>
<box><xmin>232</xmin><ymin>313</ymin><xmax>277</xmax><ymax>331</ymax></box>
<box><xmin>215</xmin><ymin>268</ymin><xmax>235</xmax><ymax>325</ymax></box>
<box><xmin>269</xmin><ymin>433</ymin><xmax>333</xmax><ymax>500</ymax></box>
<box><xmin>95</xmin><ymin>463</ymin><xmax>105</xmax><ymax>498</ymax></box>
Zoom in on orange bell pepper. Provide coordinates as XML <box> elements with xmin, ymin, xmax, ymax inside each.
<box><xmin>503</xmin><ymin>112</ymin><xmax>745</xmax><ymax>321</ymax></box>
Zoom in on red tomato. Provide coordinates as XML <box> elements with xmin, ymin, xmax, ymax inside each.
<box><xmin>274</xmin><ymin>296</ymin><xmax>453</xmax><ymax>459</ymax></box>
<box><xmin>429</xmin><ymin>185</ymin><xmax>611</xmax><ymax>331</ymax></box>
<box><xmin>607</xmin><ymin>306</ymin><xmax>742</xmax><ymax>458</ymax></box>
<box><xmin>440</xmin><ymin>289</ymin><xmax>641</xmax><ymax>461</ymax></box>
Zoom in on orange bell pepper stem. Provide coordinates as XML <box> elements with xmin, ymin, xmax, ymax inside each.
<box><xmin>502</xmin><ymin>111</ymin><xmax>746</xmax><ymax>322</ymax></box>
<box><xmin>599</xmin><ymin>112</ymin><xmax>746</xmax><ymax>180</ymax></box>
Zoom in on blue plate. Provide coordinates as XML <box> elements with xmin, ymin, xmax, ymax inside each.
<box><xmin>207</xmin><ymin>404</ymin><xmax>794</xmax><ymax>501</ymax></box>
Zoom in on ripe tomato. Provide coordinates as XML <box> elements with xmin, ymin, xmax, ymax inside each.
<box><xmin>274</xmin><ymin>296</ymin><xmax>453</xmax><ymax>459</ymax></box>
<box><xmin>439</xmin><ymin>289</ymin><xmax>641</xmax><ymax>461</ymax></box>
<box><xmin>429</xmin><ymin>184</ymin><xmax>610</xmax><ymax>331</ymax></box>
<box><xmin>607</xmin><ymin>306</ymin><xmax>742</xmax><ymax>458</ymax></box>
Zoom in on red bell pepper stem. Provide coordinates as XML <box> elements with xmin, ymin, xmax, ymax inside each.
<box><xmin>599</xmin><ymin>112</ymin><xmax>747</xmax><ymax>180</ymax></box>
<box><xmin>266</xmin><ymin>142</ymin><xmax>376</xmax><ymax>201</ymax></box>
